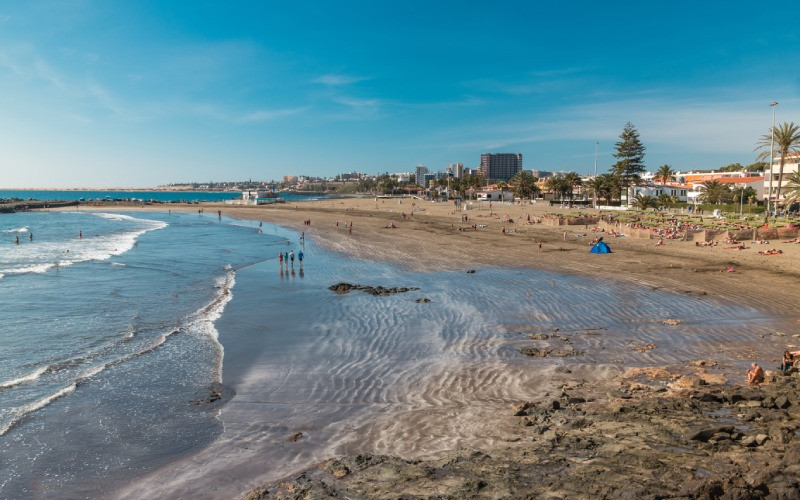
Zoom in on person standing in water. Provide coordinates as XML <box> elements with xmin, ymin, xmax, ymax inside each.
<box><xmin>284</xmin><ymin>251</ymin><xmax>288</xmax><ymax>265</ymax></box>
<box><xmin>289</xmin><ymin>250</ymin><xmax>295</xmax><ymax>268</ymax></box>
<box><xmin>79</xmin><ymin>231</ymin><xmax>82</xmax><ymax>239</ymax></box>
<box><xmin>298</xmin><ymin>250</ymin><xmax>304</xmax><ymax>268</ymax></box>
<box><xmin>279</xmin><ymin>252</ymin><xmax>283</xmax><ymax>267</ymax></box>
<box><xmin>29</xmin><ymin>233</ymin><xmax>33</xmax><ymax>241</ymax></box>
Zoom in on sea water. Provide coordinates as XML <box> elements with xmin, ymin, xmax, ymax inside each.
<box><xmin>0</xmin><ymin>210</ymin><xmax>789</xmax><ymax>498</ymax></box>
<box><xmin>0</xmin><ymin>210</ymin><xmax>282</xmax><ymax>497</ymax></box>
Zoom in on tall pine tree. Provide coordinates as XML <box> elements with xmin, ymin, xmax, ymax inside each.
<box><xmin>610</xmin><ymin>122</ymin><xmax>646</xmax><ymax>186</ymax></box>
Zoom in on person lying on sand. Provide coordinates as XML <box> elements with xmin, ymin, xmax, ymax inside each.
<box><xmin>747</xmin><ymin>363</ymin><xmax>764</xmax><ymax>385</ymax></box>
<box><xmin>758</xmin><ymin>249</ymin><xmax>783</xmax><ymax>255</ymax></box>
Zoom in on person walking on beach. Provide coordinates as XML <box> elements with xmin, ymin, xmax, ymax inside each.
<box><xmin>284</xmin><ymin>251</ymin><xmax>288</xmax><ymax>265</ymax></box>
<box><xmin>563</xmin><ymin>230</ymin><xmax>567</xmax><ymax>241</ymax></box>
<box><xmin>298</xmin><ymin>250</ymin><xmax>304</xmax><ymax>268</ymax></box>
<box><xmin>289</xmin><ymin>250</ymin><xmax>295</xmax><ymax>268</ymax></box>
<box><xmin>279</xmin><ymin>252</ymin><xmax>283</xmax><ymax>267</ymax></box>
<box><xmin>538</xmin><ymin>241</ymin><xmax>543</xmax><ymax>253</ymax></box>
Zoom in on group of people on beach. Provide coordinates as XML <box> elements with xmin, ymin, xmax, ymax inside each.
<box><xmin>278</xmin><ymin>249</ymin><xmax>303</xmax><ymax>270</ymax></box>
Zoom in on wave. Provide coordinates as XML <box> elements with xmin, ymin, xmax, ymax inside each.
<box><xmin>0</xmin><ymin>269</ymin><xmax>237</xmax><ymax>437</ymax></box>
<box><xmin>1</xmin><ymin>226</ymin><xmax>28</xmax><ymax>233</ymax></box>
<box><xmin>0</xmin><ymin>214</ymin><xmax>168</xmax><ymax>277</ymax></box>
<box><xmin>0</xmin><ymin>384</ymin><xmax>76</xmax><ymax>436</ymax></box>
<box><xmin>0</xmin><ymin>366</ymin><xmax>48</xmax><ymax>390</ymax></box>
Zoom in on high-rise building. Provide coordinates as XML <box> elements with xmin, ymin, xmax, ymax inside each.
<box><xmin>479</xmin><ymin>153</ymin><xmax>522</xmax><ymax>181</ymax></box>
<box><xmin>450</xmin><ymin>162</ymin><xmax>464</xmax><ymax>178</ymax></box>
<box><xmin>415</xmin><ymin>165</ymin><xmax>429</xmax><ymax>187</ymax></box>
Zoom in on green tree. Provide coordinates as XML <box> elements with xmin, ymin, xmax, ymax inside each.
<box><xmin>544</xmin><ymin>176</ymin><xmax>570</xmax><ymax>203</ymax></box>
<box><xmin>755</xmin><ymin>122</ymin><xmax>800</xmax><ymax>205</ymax></box>
<box><xmin>496</xmin><ymin>181</ymin><xmax>508</xmax><ymax>202</ymax></box>
<box><xmin>699</xmin><ymin>180</ymin><xmax>732</xmax><ymax>204</ymax></box>
<box><xmin>745</xmin><ymin>161</ymin><xmax>768</xmax><ymax>172</ymax></box>
<box><xmin>781</xmin><ymin>170</ymin><xmax>800</xmax><ymax>208</ymax></box>
<box><xmin>510</xmin><ymin>171</ymin><xmax>538</xmax><ymax>200</ymax></box>
<box><xmin>585</xmin><ymin>177</ymin><xmax>604</xmax><ymax>208</ymax></box>
<box><xmin>562</xmin><ymin>172</ymin><xmax>582</xmax><ymax>207</ymax></box>
<box><xmin>610</xmin><ymin>122</ymin><xmax>647</xmax><ymax>203</ymax></box>
<box><xmin>719</xmin><ymin>162</ymin><xmax>744</xmax><ymax>172</ymax></box>
<box><xmin>631</xmin><ymin>193</ymin><xmax>658</xmax><ymax>210</ymax></box>
<box><xmin>655</xmin><ymin>164</ymin><xmax>675</xmax><ymax>186</ymax></box>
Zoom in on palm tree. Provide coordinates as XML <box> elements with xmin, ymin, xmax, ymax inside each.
<box><xmin>496</xmin><ymin>181</ymin><xmax>508</xmax><ymax>203</ymax></box>
<box><xmin>655</xmin><ymin>164</ymin><xmax>675</xmax><ymax>186</ymax></box>
<box><xmin>755</xmin><ymin>122</ymin><xmax>800</xmax><ymax>206</ymax></box>
<box><xmin>699</xmin><ymin>180</ymin><xmax>731</xmax><ymax>204</ymax></box>
<box><xmin>631</xmin><ymin>193</ymin><xmax>658</xmax><ymax>210</ymax></box>
<box><xmin>562</xmin><ymin>172</ymin><xmax>583</xmax><ymax>207</ymax></box>
<box><xmin>781</xmin><ymin>170</ymin><xmax>800</xmax><ymax>208</ymax></box>
<box><xmin>598</xmin><ymin>173</ymin><xmax>620</xmax><ymax>205</ymax></box>
<box><xmin>544</xmin><ymin>177</ymin><xmax>569</xmax><ymax>204</ymax></box>
<box><xmin>510</xmin><ymin>171</ymin><xmax>538</xmax><ymax>200</ymax></box>
<box><xmin>585</xmin><ymin>177</ymin><xmax>605</xmax><ymax>208</ymax></box>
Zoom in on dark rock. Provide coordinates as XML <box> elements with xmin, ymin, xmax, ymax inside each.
<box><xmin>775</xmin><ymin>395</ymin><xmax>791</xmax><ymax>409</ymax></box>
<box><xmin>551</xmin><ymin>400</ymin><xmax>561</xmax><ymax>410</ymax></box>
<box><xmin>512</xmin><ymin>402</ymin><xmax>532</xmax><ymax>416</ymax></box>
<box><xmin>528</xmin><ymin>333</ymin><xmax>549</xmax><ymax>340</ymax></box>
<box><xmin>466</xmin><ymin>270</ymin><xmax>476</xmax><ymax>274</ymax></box>
<box><xmin>415</xmin><ymin>298</ymin><xmax>431</xmax><ymax>303</ymax></box>
<box><xmin>520</xmin><ymin>347</ymin><xmax>550</xmax><ymax>357</ymax></box>
<box><xmin>698</xmin><ymin>392</ymin><xmax>723</xmax><ymax>403</ymax></box>
<box><xmin>567</xmin><ymin>396</ymin><xmax>586</xmax><ymax>405</ymax></box>
<box><xmin>329</xmin><ymin>283</ymin><xmax>420</xmax><ymax>296</ymax></box>
<box><xmin>687</xmin><ymin>425</ymin><xmax>734</xmax><ymax>442</ymax></box>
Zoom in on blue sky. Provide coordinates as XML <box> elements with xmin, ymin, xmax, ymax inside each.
<box><xmin>1</xmin><ymin>1</ymin><xmax>799</xmax><ymax>187</ymax></box>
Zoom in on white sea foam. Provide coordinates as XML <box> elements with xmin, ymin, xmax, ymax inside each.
<box><xmin>0</xmin><ymin>366</ymin><xmax>48</xmax><ymax>390</ymax></box>
<box><xmin>0</xmin><ymin>213</ymin><xmax>167</xmax><ymax>277</ymax></box>
<box><xmin>0</xmin><ymin>384</ymin><xmax>76</xmax><ymax>436</ymax></box>
<box><xmin>1</xmin><ymin>226</ymin><xmax>28</xmax><ymax>233</ymax></box>
<box><xmin>184</xmin><ymin>270</ymin><xmax>235</xmax><ymax>382</ymax></box>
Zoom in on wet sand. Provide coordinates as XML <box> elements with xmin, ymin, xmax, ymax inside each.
<box><xmin>86</xmin><ymin>199</ymin><xmax>800</xmax><ymax>498</ymax></box>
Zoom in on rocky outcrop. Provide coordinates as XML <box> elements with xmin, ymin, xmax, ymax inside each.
<box><xmin>246</xmin><ymin>370</ymin><xmax>800</xmax><ymax>499</ymax></box>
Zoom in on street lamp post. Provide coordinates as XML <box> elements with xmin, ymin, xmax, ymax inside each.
<box><xmin>594</xmin><ymin>141</ymin><xmax>598</xmax><ymax>177</ymax></box>
<box><xmin>767</xmin><ymin>101</ymin><xmax>778</xmax><ymax>215</ymax></box>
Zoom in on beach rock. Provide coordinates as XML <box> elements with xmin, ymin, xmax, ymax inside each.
<box><xmin>466</xmin><ymin>270</ymin><xmax>476</xmax><ymax>274</ymax></box>
<box><xmin>415</xmin><ymin>298</ymin><xmax>431</xmax><ymax>303</ymax></box>
<box><xmin>755</xmin><ymin>434</ymin><xmax>770</xmax><ymax>446</ymax></box>
<box><xmin>687</xmin><ymin>425</ymin><xmax>734</xmax><ymax>442</ymax></box>
<box><xmin>512</xmin><ymin>402</ymin><xmax>532</xmax><ymax>416</ymax></box>
<box><xmin>662</xmin><ymin>319</ymin><xmax>683</xmax><ymax>325</ymax></box>
<box><xmin>520</xmin><ymin>347</ymin><xmax>550</xmax><ymax>357</ymax></box>
<box><xmin>528</xmin><ymin>333</ymin><xmax>549</xmax><ymax>340</ymax></box>
<box><xmin>285</xmin><ymin>432</ymin><xmax>304</xmax><ymax>442</ymax></box>
<box><xmin>328</xmin><ymin>283</ymin><xmax>420</xmax><ymax>296</ymax></box>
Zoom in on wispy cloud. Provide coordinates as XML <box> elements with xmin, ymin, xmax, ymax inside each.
<box><xmin>236</xmin><ymin>106</ymin><xmax>309</xmax><ymax>123</ymax></box>
<box><xmin>312</xmin><ymin>74</ymin><xmax>370</xmax><ymax>86</ymax></box>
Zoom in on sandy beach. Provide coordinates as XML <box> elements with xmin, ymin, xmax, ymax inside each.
<box><xmin>82</xmin><ymin>197</ymin><xmax>800</xmax><ymax>498</ymax></box>
<box><xmin>175</xmin><ymin>197</ymin><xmax>800</xmax><ymax>312</ymax></box>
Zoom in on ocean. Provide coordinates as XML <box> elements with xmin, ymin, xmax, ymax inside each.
<box><xmin>0</xmin><ymin>209</ymin><xmax>786</xmax><ymax>498</ymax></box>
<box><xmin>0</xmin><ymin>190</ymin><xmax>321</xmax><ymax>203</ymax></box>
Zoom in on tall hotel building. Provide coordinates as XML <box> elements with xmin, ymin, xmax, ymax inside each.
<box><xmin>479</xmin><ymin>153</ymin><xmax>522</xmax><ymax>181</ymax></box>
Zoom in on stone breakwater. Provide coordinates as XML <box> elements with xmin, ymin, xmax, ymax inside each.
<box><xmin>246</xmin><ymin>367</ymin><xmax>800</xmax><ymax>498</ymax></box>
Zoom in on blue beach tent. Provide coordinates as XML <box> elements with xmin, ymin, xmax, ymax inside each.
<box><xmin>590</xmin><ymin>240</ymin><xmax>612</xmax><ymax>254</ymax></box>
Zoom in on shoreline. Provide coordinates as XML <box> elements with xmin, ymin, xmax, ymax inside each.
<box><xmin>38</xmin><ymin>201</ymin><xmax>800</xmax><ymax>497</ymax></box>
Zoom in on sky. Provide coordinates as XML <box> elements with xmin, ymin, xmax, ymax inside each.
<box><xmin>1</xmin><ymin>1</ymin><xmax>799</xmax><ymax>188</ymax></box>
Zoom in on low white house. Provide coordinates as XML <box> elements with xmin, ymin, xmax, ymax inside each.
<box><xmin>476</xmin><ymin>189</ymin><xmax>514</xmax><ymax>201</ymax></box>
